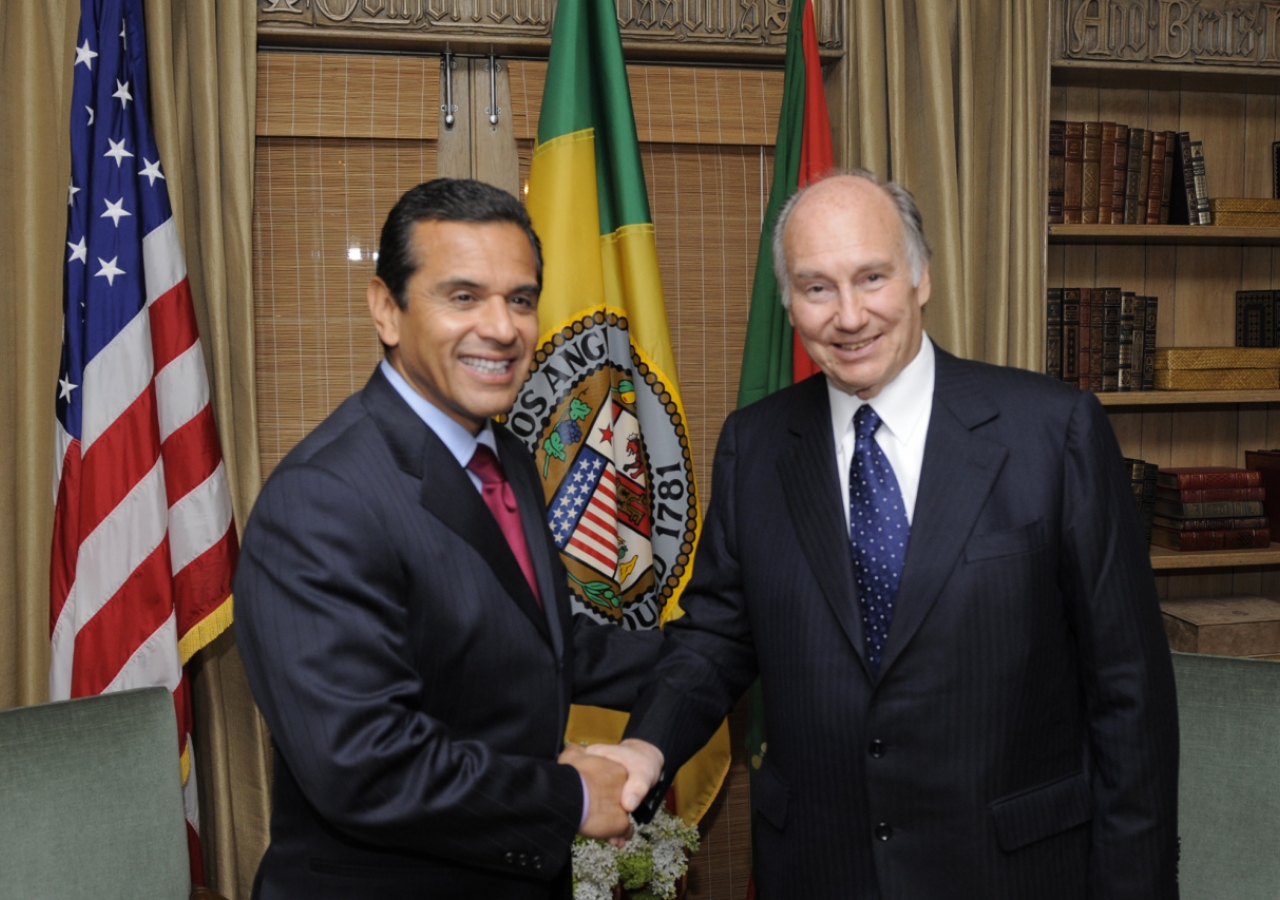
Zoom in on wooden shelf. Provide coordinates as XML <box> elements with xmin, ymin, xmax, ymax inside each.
<box><xmin>1150</xmin><ymin>544</ymin><xmax>1280</xmax><ymax>570</ymax></box>
<box><xmin>1095</xmin><ymin>390</ymin><xmax>1280</xmax><ymax>407</ymax></box>
<box><xmin>1049</xmin><ymin>224</ymin><xmax>1280</xmax><ymax>245</ymax></box>
<box><xmin>1051</xmin><ymin>60</ymin><xmax>1280</xmax><ymax>96</ymax></box>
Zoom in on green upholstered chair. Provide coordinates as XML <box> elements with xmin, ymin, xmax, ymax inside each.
<box><xmin>0</xmin><ymin>686</ymin><xmax>192</xmax><ymax>900</ymax></box>
<box><xmin>1174</xmin><ymin>651</ymin><xmax>1280</xmax><ymax>900</ymax></box>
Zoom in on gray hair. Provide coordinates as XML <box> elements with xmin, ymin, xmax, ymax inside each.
<box><xmin>772</xmin><ymin>168</ymin><xmax>932</xmax><ymax>307</ymax></box>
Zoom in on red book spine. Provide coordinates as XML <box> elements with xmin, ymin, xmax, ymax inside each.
<box><xmin>1151</xmin><ymin>527</ymin><xmax>1272</xmax><ymax>551</ymax></box>
<box><xmin>1157</xmin><ymin>468</ymin><xmax>1264</xmax><ymax>489</ymax></box>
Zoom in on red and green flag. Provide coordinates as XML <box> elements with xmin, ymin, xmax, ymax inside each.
<box><xmin>739</xmin><ymin>0</ymin><xmax>833</xmax><ymax>893</ymax></box>
<box><xmin>515</xmin><ymin>0</ymin><xmax>730</xmax><ymax>824</ymax></box>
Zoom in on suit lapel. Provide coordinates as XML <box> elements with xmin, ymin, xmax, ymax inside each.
<box><xmin>362</xmin><ymin>369</ymin><xmax>555</xmax><ymax>651</ymax></box>
<box><xmin>777</xmin><ymin>376</ymin><xmax>871</xmax><ymax>677</ymax></box>
<box><xmin>498</xmin><ymin>425</ymin><xmax>566</xmax><ymax>661</ymax></box>
<box><xmin>877</xmin><ymin>349</ymin><xmax>1006</xmax><ymax>678</ymax></box>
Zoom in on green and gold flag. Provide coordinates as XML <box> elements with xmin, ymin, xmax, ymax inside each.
<box><xmin>512</xmin><ymin>0</ymin><xmax>729</xmax><ymax>824</ymax></box>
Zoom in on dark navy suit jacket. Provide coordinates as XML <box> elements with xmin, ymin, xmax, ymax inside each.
<box><xmin>235</xmin><ymin>367</ymin><xmax>661</xmax><ymax>899</ymax></box>
<box><xmin>625</xmin><ymin>348</ymin><xmax>1179</xmax><ymax>899</ymax></box>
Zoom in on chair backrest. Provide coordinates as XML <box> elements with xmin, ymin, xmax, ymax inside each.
<box><xmin>0</xmin><ymin>686</ymin><xmax>190</xmax><ymax>900</ymax></box>
<box><xmin>1174</xmin><ymin>651</ymin><xmax>1280</xmax><ymax>900</ymax></box>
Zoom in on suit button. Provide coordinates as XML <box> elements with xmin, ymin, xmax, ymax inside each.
<box><xmin>533</xmin><ymin>855</ymin><xmax>544</xmax><ymax>871</ymax></box>
<box><xmin>518</xmin><ymin>853</ymin><xmax>529</xmax><ymax>867</ymax></box>
<box><xmin>504</xmin><ymin>851</ymin><xmax>515</xmax><ymax>865</ymax></box>
<box><xmin>869</xmin><ymin>739</ymin><xmax>886</xmax><ymax>758</ymax></box>
<box><xmin>875</xmin><ymin>822</ymin><xmax>893</xmax><ymax>841</ymax></box>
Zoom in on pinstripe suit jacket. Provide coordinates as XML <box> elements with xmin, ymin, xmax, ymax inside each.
<box><xmin>234</xmin><ymin>367</ymin><xmax>661</xmax><ymax>900</ymax></box>
<box><xmin>624</xmin><ymin>348</ymin><xmax>1178</xmax><ymax>899</ymax></box>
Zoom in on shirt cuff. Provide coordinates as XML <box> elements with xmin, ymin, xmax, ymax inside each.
<box><xmin>579</xmin><ymin>772</ymin><xmax>590</xmax><ymax>830</ymax></box>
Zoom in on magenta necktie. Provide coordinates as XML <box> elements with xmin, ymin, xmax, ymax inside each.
<box><xmin>467</xmin><ymin>445</ymin><xmax>542</xmax><ymax>608</ymax></box>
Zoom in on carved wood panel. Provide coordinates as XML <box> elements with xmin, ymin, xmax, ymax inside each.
<box><xmin>258</xmin><ymin>0</ymin><xmax>842</xmax><ymax>62</ymax></box>
<box><xmin>1055</xmin><ymin>0</ymin><xmax>1280</xmax><ymax>67</ymax></box>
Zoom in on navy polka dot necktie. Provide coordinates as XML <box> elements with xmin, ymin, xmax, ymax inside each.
<box><xmin>848</xmin><ymin>405</ymin><xmax>910</xmax><ymax>675</ymax></box>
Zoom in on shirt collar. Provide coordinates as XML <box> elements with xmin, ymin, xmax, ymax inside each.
<box><xmin>379</xmin><ymin>359</ymin><xmax>497</xmax><ymax>467</ymax></box>
<box><xmin>827</xmin><ymin>334</ymin><xmax>936</xmax><ymax>444</ymax></box>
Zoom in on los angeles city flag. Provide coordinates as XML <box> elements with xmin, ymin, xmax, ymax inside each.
<box><xmin>738</xmin><ymin>0</ymin><xmax>833</xmax><ymax>892</ymax></box>
<box><xmin>512</xmin><ymin>0</ymin><xmax>730</xmax><ymax>823</ymax></box>
<box><xmin>50</xmin><ymin>0</ymin><xmax>238</xmax><ymax>880</ymax></box>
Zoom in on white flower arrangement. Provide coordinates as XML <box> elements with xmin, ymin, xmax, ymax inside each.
<box><xmin>572</xmin><ymin>808</ymin><xmax>701</xmax><ymax>900</ymax></box>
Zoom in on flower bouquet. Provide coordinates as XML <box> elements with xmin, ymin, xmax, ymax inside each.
<box><xmin>571</xmin><ymin>807</ymin><xmax>700</xmax><ymax>900</ymax></box>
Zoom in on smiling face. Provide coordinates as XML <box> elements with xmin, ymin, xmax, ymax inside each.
<box><xmin>783</xmin><ymin>176</ymin><xmax>930</xmax><ymax>400</ymax></box>
<box><xmin>367</xmin><ymin>219</ymin><xmax>541</xmax><ymax>434</ymax></box>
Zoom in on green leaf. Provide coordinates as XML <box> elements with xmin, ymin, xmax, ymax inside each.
<box><xmin>544</xmin><ymin>432</ymin><xmax>567</xmax><ymax>461</ymax></box>
<box><xmin>581</xmin><ymin>580</ymin><xmax>622</xmax><ymax>609</ymax></box>
<box><xmin>618</xmin><ymin>379</ymin><xmax>634</xmax><ymax>394</ymax></box>
<box><xmin>569</xmin><ymin>397</ymin><xmax>592</xmax><ymax>421</ymax></box>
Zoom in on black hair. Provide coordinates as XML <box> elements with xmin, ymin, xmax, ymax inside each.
<box><xmin>375</xmin><ymin>178</ymin><xmax>543</xmax><ymax>310</ymax></box>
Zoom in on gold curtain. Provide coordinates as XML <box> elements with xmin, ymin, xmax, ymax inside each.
<box><xmin>0</xmin><ymin>0</ymin><xmax>79</xmax><ymax>712</ymax></box>
<box><xmin>144</xmin><ymin>2</ymin><xmax>270</xmax><ymax>897</ymax></box>
<box><xmin>832</xmin><ymin>0</ymin><xmax>1048</xmax><ymax>368</ymax></box>
<box><xmin>0</xmin><ymin>1</ymin><xmax>270</xmax><ymax>896</ymax></box>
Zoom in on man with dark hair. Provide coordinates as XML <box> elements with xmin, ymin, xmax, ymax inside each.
<box><xmin>591</xmin><ymin>171</ymin><xmax>1179</xmax><ymax>898</ymax></box>
<box><xmin>235</xmin><ymin>178</ymin><xmax>658</xmax><ymax>900</ymax></box>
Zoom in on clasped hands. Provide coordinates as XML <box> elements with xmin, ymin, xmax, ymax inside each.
<box><xmin>558</xmin><ymin>739</ymin><xmax>664</xmax><ymax>845</ymax></box>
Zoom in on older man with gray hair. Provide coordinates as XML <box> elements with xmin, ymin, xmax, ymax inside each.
<box><xmin>589</xmin><ymin>170</ymin><xmax>1179</xmax><ymax>899</ymax></box>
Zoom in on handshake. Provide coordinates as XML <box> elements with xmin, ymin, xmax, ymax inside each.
<box><xmin>558</xmin><ymin>739</ymin><xmax>665</xmax><ymax>843</ymax></box>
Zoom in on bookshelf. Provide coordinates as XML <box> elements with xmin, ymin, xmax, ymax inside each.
<box><xmin>1047</xmin><ymin>6</ymin><xmax>1280</xmax><ymax>592</ymax></box>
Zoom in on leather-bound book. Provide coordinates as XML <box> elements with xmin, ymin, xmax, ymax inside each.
<box><xmin>1090</xmin><ymin>289</ymin><xmax>1106</xmax><ymax>392</ymax></box>
<box><xmin>1145</xmin><ymin>297</ymin><xmax>1161</xmax><ymax>384</ymax></box>
<box><xmin>1145</xmin><ymin>131</ymin><xmax>1167</xmax><ymax>224</ymax></box>
<box><xmin>1117</xmin><ymin>291</ymin><xmax>1136</xmax><ymax>391</ymax></box>
<box><xmin>1101</xmin><ymin>287</ymin><xmax>1121</xmax><ymax>391</ymax></box>
<box><xmin>1151</xmin><ymin>527</ymin><xmax>1271</xmax><ymax>551</ymax></box>
<box><xmin>1046</xmin><ymin>287</ymin><xmax>1063</xmax><ymax>380</ymax></box>
<box><xmin>1137</xmin><ymin>129</ymin><xmax>1154</xmax><ymax>223</ymax></box>
<box><xmin>1064</xmin><ymin>122</ymin><xmax>1085</xmax><ymax>224</ymax></box>
<box><xmin>1049</xmin><ymin>120</ymin><xmax>1065</xmax><ymax>224</ymax></box>
<box><xmin>1077</xmin><ymin>288</ymin><xmax>1093</xmax><ymax>391</ymax></box>
<box><xmin>1124</xmin><ymin>127</ymin><xmax>1145</xmax><ymax>224</ymax></box>
<box><xmin>1190</xmin><ymin>140</ymin><xmax>1210</xmax><ymax>224</ymax></box>
<box><xmin>1098</xmin><ymin>123</ymin><xmax>1116</xmax><ymax>225</ymax></box>
<box><xmin>1111</xmin><ymin>124</ymin><xmax>1129</xmax><ymax>224</ymax></box>
<box><xmin>1152</xmin><ymin>499</ymin><xmax>1267</xmax><ymax>519</ymax></box>
<box><xmin>1158</xmin><ymin>468</ymin><xmax>1264</xmax><ymax>490</ymax></box>
<box><xmin>1131</xmin><ymin>295</ymin><xmax>1148</xmax><ymax>389</ymax></box>
<box><xmin>1154</xmin><ymin>515</ymin><xmax>1270</xmax><ymax>531</ymax></box>
<box><xmin>1160</xmin><ymin>131</ymin><xmax>1177</xmax><ymax>223</ymax></box>
<box><xmin>1062</xmin><ymin>287</ymin><xmax>1080</xmax><ymax>383</ymax></box>
<box><xmin>1169</xmin><ymin>132</ymin><xmax>1195</xmax><ymax>225</ymax></box>
<box><xmin>1156</xmin><ymin>486</ymin><xmax>1266</xmax><ymax>503</ymax></box>
<box><xmin>1082</xmin><ymin>122</ymin><xmax>1103</xmax><ymax>224</ymax></box>
<box><xmin>1236</xmin><ymin>290</ymin><xmax>1275</xmax><ymax>347</ymax></box>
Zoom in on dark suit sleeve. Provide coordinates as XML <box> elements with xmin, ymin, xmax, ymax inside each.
<box><xmin>569</xmin><ymin>613</ymin><xmax>664</xmax><ymax>710</ymax></box>
<box><xmin>234</xmin><ymin>463</ymin><xmax>582</xmax><ymax>875</ymax></box>
<box><xmin>1060</xmin><ymin>391</ymin><xmax>1179</xmax><ymax>898</ymax></box>
<box><xmin>621</xmin><ymin>412</ymin><xmax>759</xmax><ymax>768</ymax></box>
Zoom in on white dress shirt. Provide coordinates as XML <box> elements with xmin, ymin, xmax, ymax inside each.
<box><xmin>829</xmin><ymin>335</ymin><xmax>936</xmax><ymax>529</ymax></box>
<box><xmin>380</xmin><ymin>359</ymin><xmax>497</xmax><ymax>487</ymax></box>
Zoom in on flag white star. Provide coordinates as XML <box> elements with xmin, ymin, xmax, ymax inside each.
<box><xmin>74</xmin><ymin>39</ymin><xmax>98</xmax><ymax>69</ymax></box>
<box><xmin>68</xmin><ymin>236</ymin><xmax>87</xmax><ymax>264</ymax></box>
<box><xmin>113</xmin><ymin>79</ymin><xmax>132</xmax><ymax>110</ymax></box>
<box><xmin>68</xmin><ymin>180</ymin><xmax>80</xmax><ymax>206</ymax></box>
<box><xmin>86</xmin><ymin>106</ymin><xmax>94</xmax><ymax>126</ymax></box>
<box><xmin>58</xmin><ymin>375</ymin><xmax>78</xmax><ymax>401</ymax></box>
<box><xmin>139</xmin><ymin>158</ymin><xmax>165</xmax><ymax>186</ymax></box>
<box><xmin>101</xmin><ymin>197</ymin><xmax>132</xmax><ymax>227</ymax></box>
<box><xmin>104</xmin><ymin>137</ymin><xmax>134</xmax><ymax>167</ymax></box>
<box><xmin>95</xmin><ymin>256</ymin><xmax>125</xmax><ymax>286</ymax></box>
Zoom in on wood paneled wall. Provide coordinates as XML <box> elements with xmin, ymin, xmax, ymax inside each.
<box><xmin>1048</xmin><ymin>84</ymin><xmax>1280</xmax><ymax>601</ymax></box>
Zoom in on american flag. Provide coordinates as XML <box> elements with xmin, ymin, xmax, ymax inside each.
<box><xmin>51</xmin><ymin>0</ymin><xmax>238</xmax><ymax>878</ymax></box>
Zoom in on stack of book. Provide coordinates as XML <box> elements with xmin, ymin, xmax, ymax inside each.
<box><xmin>1045</xmin><ymin>286</ymin><xmax>1158</xmax><ymax>391</ymax></box>
<box><xmin>1124</xmin><ymin>457</ymin><xmax>1158</xmax><ymax>542</ymax></box>
<box><xmin>1153</xmin><ymin>347</ymin><xmax>1280</xmax><ymax>391</ymax></box>
<box><xmin>1048</xmin><ymin>122</ymin><xmax>1209</xmax><ymax>226</ymax></box>
<box><xmin>1151</xmin><ymin>467</ymin><xmax>1270</xmax><ymax>551</ymax></box>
